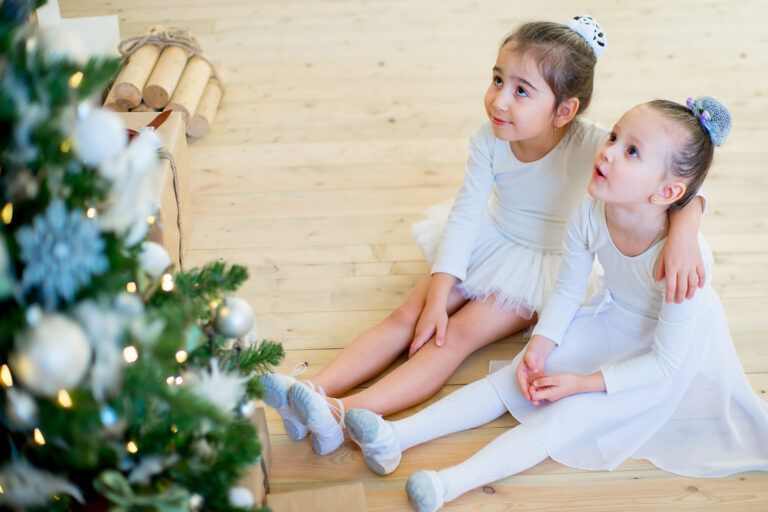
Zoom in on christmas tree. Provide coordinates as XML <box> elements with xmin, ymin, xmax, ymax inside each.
<box><xmin>0</xmin><ymin>1</ymin><xmax>283</xmax><ymax>510</ymax></box>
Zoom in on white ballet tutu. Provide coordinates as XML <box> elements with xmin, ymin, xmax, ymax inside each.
<box><xmin>412</xmin><ymin>199</ymin><xmax>595</xmax><ymax>319</ymax></box>
<box><xmin>486</xmin><ymin>288</ymin><xmax>768</xmax><ymax>477</ymax></box>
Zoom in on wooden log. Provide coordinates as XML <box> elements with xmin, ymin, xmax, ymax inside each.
<box><xmin>111</xmin><ymin>26</ymin><xmax>164</xmax><ymax>108</ymax></box>
<box><xmin>165</xmin><ymin>56</ymin><xmax>212</xmax><ymax>126</ymax></box>
<box><xmin>143</xmin><ymin>46</ymin><xmax>190</xmax><ymax>109</ymax></box>
<box><xmin>103</xmin><ymin>82</ymin><xmax>130</xmax><ymax>112</ymax></box>
<box><xmin>187</xmin><ymin>77</ymin><xmax>222</xmax><ymax>137</ymax></box>
<box><xmin>131</xmin><ymin>102</ymin><xmax>157</xmax><ymax>113</ymax></box>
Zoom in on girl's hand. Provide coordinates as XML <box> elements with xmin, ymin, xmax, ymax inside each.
<box><xmin>409</xmin><ymin>303</ymin><xmax>448</xmax><ymax>357</ymax></box>
<box><xmin>516</xmin><ymin>335</ymin><xmax>556</xmax><ymax>404</ymax></box>
<box><xmin>530</xmin><ymin>372</ymin><xmax>606</xmax><ymax>403</ymax></box>
<box><xmin>654</xmin><ymin>230</ymin><xmax>705</xmax><ymax>304</ymax></box>
<box><xmin>409</xmin><ymin>273</ymin><xmax>455</xmax><ymax>357</ymax></box>
<box><xmin>529</xmin><ymin>374</ymin><xmax>583</xmax><ymax>403</ymax></box>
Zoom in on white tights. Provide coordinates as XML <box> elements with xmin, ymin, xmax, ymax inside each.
<box><xmin>392</xmin><ymin>377</ymin><xmax>549</xmax><ymax>503</ymax></box>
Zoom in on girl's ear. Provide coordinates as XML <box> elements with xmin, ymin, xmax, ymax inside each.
<box><xmin>651</xmin><ymin>181</ymin><xmax>687</xmax><ymax>205</ymax></box>
<box><xmin>554</xmin><ymin>97</ymin><xmax>580</xmax><ymax>128</ymax></box>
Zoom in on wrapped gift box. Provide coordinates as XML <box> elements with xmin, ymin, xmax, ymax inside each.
<box><xmin>117</xmin><ymin>111</ymin><xmax>190</xmax><ymax>268</ymax></box>
<box><xmin>238</xmin><ymin>406</ymin><xmax>272</xmax><ymax>507</ymax></box>
<box><xmin>267</xmin><ymin>483</ymin><xmax>368</xmax><ymax>512</ymax></box>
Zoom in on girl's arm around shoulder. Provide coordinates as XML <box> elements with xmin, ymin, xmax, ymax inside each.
<box><xmin>656</xmin><ymin>196</ymin><xmax>706</xmax><ymax>303</ymax></box>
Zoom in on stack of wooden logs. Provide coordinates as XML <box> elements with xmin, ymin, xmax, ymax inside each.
<box><xmin>104</xmin><ymin>26</ymin><xmax>222</xmax><ymax>138</ymax></box>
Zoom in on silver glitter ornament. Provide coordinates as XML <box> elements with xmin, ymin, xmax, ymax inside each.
<box><xmin>213</xmin><ymin>297</ymin><xmax>255</xmax><ymax>338</ymax></box>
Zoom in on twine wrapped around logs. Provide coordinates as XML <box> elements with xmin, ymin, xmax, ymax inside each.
<box><xmin>117</xmin><ymin>27</ymin><xmax>222</xmax><ymax>87</ymax></box>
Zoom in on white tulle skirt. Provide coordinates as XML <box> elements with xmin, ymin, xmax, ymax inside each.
<box><xmin>486</xmin><ymin>288</ymin><xmax>768</xmax><ymax>477</ymax></box>
<box><xmin>412</xmin><ymin>199</ymin><xmax>582</xmax><ymax>319</ymax></box>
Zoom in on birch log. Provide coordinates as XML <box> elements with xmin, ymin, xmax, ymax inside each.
<box><xmin>165</xmin><ymin>56</ymin><xmax>212</xmax><ymax>126</ymax></box>
<box><xmin>143</xmin><ymin>46</ymin><xmax>190</xmax><ymax>109</ymax></box>
<box><xmin>187</xmin><ymin>77</ymin><xmax>222</xmax><ymax>137</ymax></box>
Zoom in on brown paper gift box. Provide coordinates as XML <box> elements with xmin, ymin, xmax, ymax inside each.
<box><xmin>116</xmin><ymin>111</ymin><xmax>190</xmax><ymax>268</ymax></box>
<box><xmin>267</xmin><ymin>482</ymin><xmax>368</xmax><ymax>512</ymax></box>
<box><xmin>237</xmin><ymin>406</ymin><xmax>272</xmax><ymax>507</ymax></box>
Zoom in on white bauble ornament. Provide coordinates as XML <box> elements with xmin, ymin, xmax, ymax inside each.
<box><xmin>214</xmin><ymin>297</ymin><xmax>255</xmax><ymax>338</ymax></box>
<box><xmin>5</xmin><ymin>388</ymin><xmax>38</xmax><ymax>428</ymax></box>
<box><xmin>227</xmin><ymin>487</ymin><xmax>254</xmax><ymax>509</ymax></box>
<box><xmin>74</xmin><ymin>108</ymin><xmax>127</xmax><ymax>167</ymax></box>
<box><xmin>189</xmin><ymin>493</ymin><xmax>204</xmax><ymax>511</ymax></box>
<box><xmin>9</xmin><ymin>314</ymin><xmax>92</xmax><ymax>397</ymax></box>
<box><xmin>138</xmin><ymin>241</ymin><xmax>172</xmax><ymax>278</ymax></box>
<box><xmin>40</xmin><ymin>25</ymin><xmax>87</xmax><ymax>65</ymax></box>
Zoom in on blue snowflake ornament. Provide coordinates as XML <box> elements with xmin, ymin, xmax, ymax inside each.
<box><xmin>16</xmin><ymin>199</ymin><xmax>108</xmax><ymax>308</ymax></box>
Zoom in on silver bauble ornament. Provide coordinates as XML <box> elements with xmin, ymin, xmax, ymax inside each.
<box><xmin>213</xmin><ymin>297</ymin><xmax>255</xmax><ymax>338</ymax></box>
<box><xmin>9</xmin><ymin>313</ymin><xmax>92</xmax><ymax>397</ymax></box>
<box><xmin>5</xmin><ymin>388</ymin><xmax>38</xmax><ymax>428</ymax></box>
<box><xmin>74</xmin><ymin>108</ymin><xmax>128</xmax><ymax>167</ymax></box>
<box><xmin>227</xmin><ymin>487</ymin><xmax>254</xmax><ymax>509</ymax></box>
<box><xmin>138</xmin><ymin>241</ymin><xmax>171</xmax><ymax>278</ymax></box>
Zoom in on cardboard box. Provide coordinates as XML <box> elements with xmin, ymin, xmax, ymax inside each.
<box><xmin>238</xmin><ymin>406</ymin><xmax>272</xmax><ymax>506</ymax></box>
<box><xmin>267</xmin><ymin>483</ymin><xmax>368</xmax><ymax>512</ymax></box>
<box><xmin>117</xmin><ymin>112</ymin><xmax>191</xmax><ymax>269</ymax></box>
<box><xmin>251</xmin><ymin>406</ymin><xmax>271</xmax><ymax>473</ymax></box>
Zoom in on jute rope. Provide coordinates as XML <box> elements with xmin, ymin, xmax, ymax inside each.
<box><xmin>157</xmin><ymin>150</ymin><xmax>184</xmax><ymax>270</ymax></box>
<box><xmin>117</xmin><ymin>27</ymin><xmax>224</xmax><ymax>91</ymax></box>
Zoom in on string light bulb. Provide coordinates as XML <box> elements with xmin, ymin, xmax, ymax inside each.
<box><xmin>0</xmin><ymin>365</ymin><xmax>12</xmax><ymax>387</ymax></box>
<box><xmin>126</xmin><ymin>281</ymin><xmax>138</xmax><ymax>294</ymax></box>
<box><xmin>146</xmin><ymin>215</ymin><xmax>156</xmax><ymax>225</ymax></box>
<box><xmin>34</xmin><ymin>428</ymin><xmax>45</xmax><ymax>445</ymax></box>
<box><xmin>122</xmin><ymin>345</ymin><xmax>138</xmax><ymax>363</ymax></box>
<box><xmin>166</xmin><ymin>376</ymin><xmax>175</xmax><ymax>385</ymax></box>
<box><xmin>126</xmin><ymin>440</ymin><xmax>138</xmax><ymax>453</ymax></box>
<box><xmin>174</xmin><ymin>375</ymin><xmax>184</xmax><ymax>385</ymax></box>
<box><xmin>86</xmin><ymin>207</ymin><xmax>96</xmax><ymax>218</ymax></box>
<box><xmin>175</xmin><ymin>350</ymin><xmax>188</xmax><ymax>363</ymax></box>
<box><xmin>69</xmin><ymin>71</ymin><xmax>83</xmax><ymax>88</ymax></box>
<box><xmin>161</xmin><ymin>273</ymin><xmax>174</xmax><ymax>292</ymax></box>
<box><xmin>1</xmin><ymin>203</ymin><xmax>12</xmax><ymax>224</ymax></box>
<box><xmin>57</xmin><ymin>389</ymin><xmax>73</xmax><ymax>408</ymax></box>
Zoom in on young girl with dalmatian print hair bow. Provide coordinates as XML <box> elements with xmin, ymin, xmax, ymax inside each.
<box><xmin>259</xmin><ymin>15</ymin><xmax>708</xmax><ymax>459</ymax></box>
<box><xmin>345</xmin><ymin>97</ymin><xmax>768</xmax><ymax>511</ymax></box>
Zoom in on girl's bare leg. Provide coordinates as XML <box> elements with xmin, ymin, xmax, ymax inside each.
<box><xmin>340</xmin><ymin>297</ymin><xmax>535</xmax><ymax>416</ymax></box>
<box><xmin>309</xmin><ymin>275</ymin><xmax>468</xmax><ymax>397</ymax></box>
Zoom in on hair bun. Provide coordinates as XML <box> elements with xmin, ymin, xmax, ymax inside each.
<box><xmin>686</xmin><ymin>96</ymin><xmax>731</xmax><ymax>146</ymax></box>
<box><xmin>566</xmin><ymin>15</ymin><xmax>606</xmax><ymax>58</ymax></box>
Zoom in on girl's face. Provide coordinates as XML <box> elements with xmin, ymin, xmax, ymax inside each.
<box><xmin>484</xmin><ymin>44</ymin><xmax>558</xmax><ymax>144</ymax></box>
<box><xmin>588</xmin><ymin>105</ymin><xmax>685</xmax><ymax>206</ymax></box>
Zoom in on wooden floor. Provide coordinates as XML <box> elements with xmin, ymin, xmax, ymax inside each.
<box><xmin>63</xmin><ymin>1</ymin><xmax>768</xmax><ymax>510</ymax></box>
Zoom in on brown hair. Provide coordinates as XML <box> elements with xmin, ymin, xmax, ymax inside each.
<box><xmin>645</xmin><ymin>99</ymin><xmax>714</xmax><ymax>210</ymax></box>
<box><xmin>501</xmin><ymin>21</ymin><xmax>598</xmax><ymax>115</ymax></box>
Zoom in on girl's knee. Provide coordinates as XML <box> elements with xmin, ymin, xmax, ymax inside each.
<box><xmin>388</xmin><ymin>300</ymin><xmax>422</xmax><ymax>328</ymax></box>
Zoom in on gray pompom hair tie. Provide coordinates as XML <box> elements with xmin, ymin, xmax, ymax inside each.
<box><xmin>566</xmin><ymin>15</ymin><xmax>606</xmax><ymax>58</ymax></box>
<box><xmin>686</xmin><ymin>96</ymin><xmax>732</xmax><ymax>146</ymax></box>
